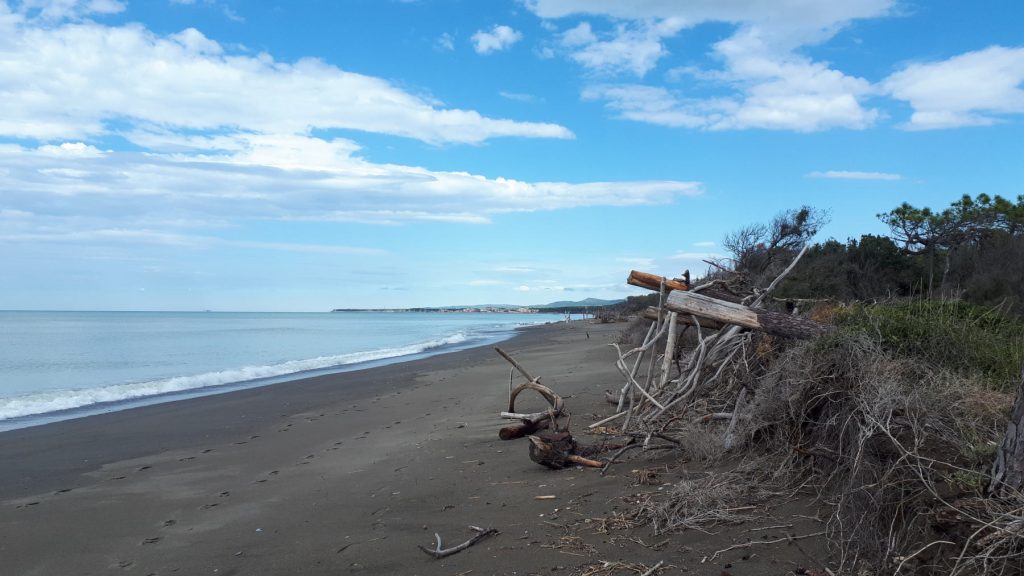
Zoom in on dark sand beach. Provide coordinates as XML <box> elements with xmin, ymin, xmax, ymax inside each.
<box><xmin>0</xmin><ymin>321</ymin><xmax>823</xmax><ymax>575</ymax></box>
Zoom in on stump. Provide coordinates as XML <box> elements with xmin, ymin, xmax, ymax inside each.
<box><xmin>990</xmin><ymin>365</ymin><xmax>1024</xmax><ymax>495</ymax></box>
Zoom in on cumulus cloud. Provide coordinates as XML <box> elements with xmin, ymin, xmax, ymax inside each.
<box><xmin>529</xmin><ymin>0</ymin><xmax>892</xmax><ymax>131</ymax></box>
<box><xmin>0</xmin><ymin>15</ymin><xmax>570</xmax><ymax>144</ymax></box>
<box><xmin>0</xmin><ymin>3</ymin><xmax>705</xmax><ymax>259</ymax></box>
<box><xmin>561</xmin><ymin>20</ymin><xmax>682</xmax><ymax>76</ymax></box>
<box><xmin>883</xmin><ymin>45</ymin><xmax>1024</xmax><ymax>130</ymax></box>
<box><xmin>471</xmin><ymin>24</ymin><xmax>522</xmax><ymax>54</ymax></box>
<box><xmin>808</xmin><ymin>170</ymin><xmax>902</xmax><ymax>181</ymax></box>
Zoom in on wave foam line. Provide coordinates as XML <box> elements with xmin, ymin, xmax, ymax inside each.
<box><xmin>0</xmin><ymin>332</ymin><xmax>469</xmax><ymax>421</ymax></box>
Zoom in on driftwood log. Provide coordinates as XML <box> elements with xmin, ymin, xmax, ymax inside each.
<box><xmin>627</xmin><ymin>270</ymin><xmax>690</xmax><ymax>293</ymax></box>
<box><xmin>641</xmin><ymin>306</ymin><xmax>726</xmax><ymax>330</ymax></box>
<box><xmin>527</xmin><ymin>433</ymin><xmax>603</xmax><ymax>469</ymax></box>
<box><xmin>665</xmin><ymin>290</ymin><xmax>829</xmax><ymax>340</ymax></box>
<box><xmin>418</xmin><ymin>526</ymin><xmax>498</xmax><ymax>559</ymax></box>
<box><xmin>990</xmin><ymin>365</ymin><xmax>1024</xmax><ymax>495</ymax></box>
<box><xmin>495</xmin><ymin>347</ymin><xmax>565</xmax><ymax>440</ymax></box>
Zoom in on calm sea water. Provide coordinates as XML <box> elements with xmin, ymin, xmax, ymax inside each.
<box><xmin>0</xmin><ymin>310</ymin><xmax>550</xmax><ymax>431</ymax></box>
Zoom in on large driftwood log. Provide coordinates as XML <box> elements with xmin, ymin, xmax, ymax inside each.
<box><xmin>990</xmin><ymin>366</ymin><xmax>1024</xmax><ymax>495</ymax></box>
<box><xmin>627</xmin><ymin>270</ymin><xmax>690</xmax><ymax>293</ymax></box>
<box><xmin>501</xmin><ymin>380</ymin><xmax>564</xmax><ymax>423</ymax></box>
<box><xmin>665</xmin><ymin>291</ymin><xmax>830</xmax><ymax>340</ymax></box>
<box><xmin>495</xmin><ymin>347</ymin><xmax>565</xmax><ymax>440</ymax></box>
<box><xmin>641</xmin><ymin>306</ymin><xmax>726</xmax><ymax>330</ymax></box>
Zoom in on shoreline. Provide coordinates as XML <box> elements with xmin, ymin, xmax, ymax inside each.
<box><xmin>0</xmin><ymin>321</ymin><xmax>562</xmax><ymax>498</ymax></box>
<box><xmin>0</xmin><ymin>318</ymin><xmax>552</xmax><ymax>434</ymax></box>
<box><xmin>0</xmin><ymin>319</ymin><xmax>643</xmax><ymax>576</ymax></box>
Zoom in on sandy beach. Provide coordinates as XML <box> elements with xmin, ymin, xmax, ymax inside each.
<box><xmin>0</xmin><ymin>321</ymin><xmax>823</xmax><ymax>575</ymax></box>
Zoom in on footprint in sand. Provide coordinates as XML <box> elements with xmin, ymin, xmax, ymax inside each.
<box><xmin>54</xmin><ymin>488</ymin><xmax>72</xmax><ymax>495</ymax></box>
<box><xmin>141</xmin><ymin>537</ymin><xmax>161</xmax><ymax>545</ymax></box>
<box><xmin>162</xmin><ymin>519</ymin><xmax>176</xmax><ymax>527</ymax></box>
<box><xmin>219</xmin><ymin>491</ymin><xmax>230</xmax><ymax>498</ymax></box>
<box><xmin>233</xmin><ymin>441</ymin><xmax>248</xmax><ymax>445</ymax></box>
<box><xmin>117</xmin><ymin>560</ymin><xmax>134</xmax><ymax>569</ymax></box>
<box><xmin>109</xmin><ymin>476</ymin><xmax>126</xmax><ymax>480</ymax></box>
<box><xmin>249</xmin><ymin>435</ymin><xmax>260</xmax><ymax>440</ymax></box>
<box><xmin>137</xmin><ymin>466</ymin><xmax>151</xmax><ymax>472</ymax></box>
<box><xmin>200</xmin><ymin>503</ymin><xmax>219</xmax><ymax>510</ymax></box>
<box><xmin>16</xmin><ymin>501</ymin><xmax>40</xmax><ymax>508</ymax></box>
<box><xmin>201</xmin><ymin>449</ymin><xmax>215</xmax><ymax>454</ymax></box>
<box><xmin>179</xmin><ymin>456</ymin><xmax>195</xmax><ymax>462</ymax></box>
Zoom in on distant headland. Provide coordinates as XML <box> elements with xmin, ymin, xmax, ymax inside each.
<box><xmin>331</xmin><ymin>298</ymin><xmax>623</xmax><ymax>314</ymax></box>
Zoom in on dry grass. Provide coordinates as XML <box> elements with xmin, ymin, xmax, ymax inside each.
<box><xmin>632</xmin><ymin>471</ymin><xmax>771</xmax><ymax>535</ymax></box>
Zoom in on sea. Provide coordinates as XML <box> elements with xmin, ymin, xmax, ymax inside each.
<box><xmin>0</xmin><ymin>310</ymin><xmax>552</xmax><ymax>432</ymax></box>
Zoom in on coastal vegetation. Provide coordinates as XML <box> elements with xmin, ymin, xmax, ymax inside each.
<box><xmin>568</xmin><ymin>193</ymin><xmax>1024</xmax><ymax>574</ymax></box>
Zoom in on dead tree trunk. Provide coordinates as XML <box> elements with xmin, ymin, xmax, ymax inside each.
<box><xmin>990</xmin><ymin>366</ymin><xmax>1024</xmax><ymax>496</ymax></box>
<box><xmin>665</xmin><ymin>291</ymin><xmax>829</xmax><ymax>340</ymax></box>
<box><xmin>642</xmin><ymin>306</ymin><xmax>725</xmax><ymax>330</ymax></box>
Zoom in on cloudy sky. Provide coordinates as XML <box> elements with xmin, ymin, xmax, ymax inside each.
<box><xmin>1</xmin><ymin>0</ymin><xmax>1021</xmax><ymax>311</ymax></box>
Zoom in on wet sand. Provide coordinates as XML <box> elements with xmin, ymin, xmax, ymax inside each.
<box><xmin>0</xmin><ymin>321</ymin><xmax>826</xmax><ymax>575</ymax></box>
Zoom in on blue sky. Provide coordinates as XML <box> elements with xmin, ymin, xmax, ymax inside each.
<box><xmin>0</xmin><ymin>0</ymin><xmax>1021</xmax><ymax>311</ymax></box>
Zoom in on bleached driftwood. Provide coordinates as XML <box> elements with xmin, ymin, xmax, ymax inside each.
<box><xmin>418</xmin><ymin>526</ymin><xmax>498</xmax><ymax>559</ymax></box>
<box><xmin>665</xmin><ymin>291</ymin><xmax>829</xmax><ymax>340</ymax></box>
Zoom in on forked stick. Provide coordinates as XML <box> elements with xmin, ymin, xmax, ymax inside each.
<box><xmin>418</xmin><ymin>526</ymin><xmax>499</xmax><ymax>559</ymax></box>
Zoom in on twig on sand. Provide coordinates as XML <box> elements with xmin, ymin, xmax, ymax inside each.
<box><xmin>639</xmin><ymin>560</ymin><xmax>665</xmax><ymax>576</ymax></box>
<box><xmin>708</xmin><ymin>530</ymin><xmax>826</xmax><ymax>562</ymax></box>
<box><xmin>418</xmin><ymin>526</ymin><xmax>498</xmax><ymax>559</ymax></box>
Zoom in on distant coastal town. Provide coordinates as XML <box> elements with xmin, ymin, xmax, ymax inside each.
<box><xmin>330</xmin><ymin>306</ymin><xmax>541</xmax><ymax>313</ymax></box>
<box><xmin>331</xmin><ymin>298</ymin><xmax>624</xmax><ymax>315</ymax></box>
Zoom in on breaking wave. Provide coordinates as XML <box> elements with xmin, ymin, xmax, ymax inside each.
<box><xmin>0</xmin><ymin>332</ymin><xmax>469</xmax><ymax>421</ymax></box>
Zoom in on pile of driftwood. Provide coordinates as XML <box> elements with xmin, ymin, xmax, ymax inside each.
<box><xmin>494</xmin><ymin>346</ymin><xmax>609</xmax><ymax>469</ymax></box>
<box><xmin>596</xmin><ymin>246</ymin><xmax>827</xmax><ymax>446</ymax></box>
<box><xmin>490</xmin><ymin>246</ymin><xmax>828</xmax><ymax>472</ymax></box>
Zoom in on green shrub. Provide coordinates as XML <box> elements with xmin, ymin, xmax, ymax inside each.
<box><xmin>835</xmin><ymin>299</ymin><xmax>1024</xmax><ymax>390</ymax></box>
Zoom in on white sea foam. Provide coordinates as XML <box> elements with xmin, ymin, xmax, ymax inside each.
<box><xmin>0</xmin><ymin>332</ymin><xmax>469</xmax><ymax>421</ymax></box>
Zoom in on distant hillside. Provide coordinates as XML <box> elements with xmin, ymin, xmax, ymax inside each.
<box><xmin>535</xmin><ymin>298</ymin><xmax>623</xmax><ymax>309</ymax></box>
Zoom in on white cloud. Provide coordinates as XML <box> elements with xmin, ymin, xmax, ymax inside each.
<box><xmin>808</xmin><ymin>170</ymin><xmax>902</xmax><ymax>181</ymax></box>
<box><xmin>582</xmin><ymin>84</ymin><xmax>710</xmax><ymax>128</ymax></box>
<box><xmin>14</xmin><ymin>0</ymin><xmax>124</xmax><ymax>20</ymax></box>
<box><xmin>435</xmin><ymin>32</ymin><xmax>454</xmax><ymax>51</ymax></box>
<box><xmin>693</xmin><ymin>241</ymin><xmax>715</xmax><ymax>247</ymax></box>
<box><xmin>36</xmin><ymin>142</ymin><xmax>105</xmax><ymax>157</ymax></box>
<box><xmin>0</xmin><ymin>136</ymin><xmax>702</xmax><ymax>242</ymax></box>
<box><xmin>529</xmin><ymin>0</ymin><xmax>891</xmax><ymax>131</ymax></box>
<box><xmin>526</xmin><ymin>1</ymin><xmax>893</xmax><ymax>39</ymax></box>
<box><xmin>471</xmin><ymin>25</ymin><xmax>522</xmax><ymax>55</ymax></box>
<box><xmin>499</xmin><ymin>91</ymin><xmax>541</xmax><ymax>103</ymax></box>
<box><xmin>568</xmin><ymin>24</ymin><xmax>670</xmax><ymax>77</ymax></box>
<box><xmin>560</xmin><ymin>22</ymin><xmax>596</xmax><ymax>47</ymax></box>
<box><xmin>883</xmin><ymin>45</ymin><xmax>1024</xmax><ymax>130</ymax></box>
<box><xmin>0</xmin><ymin>17</ymin><xmax>570</xmax><ymax>144</ymax></box>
